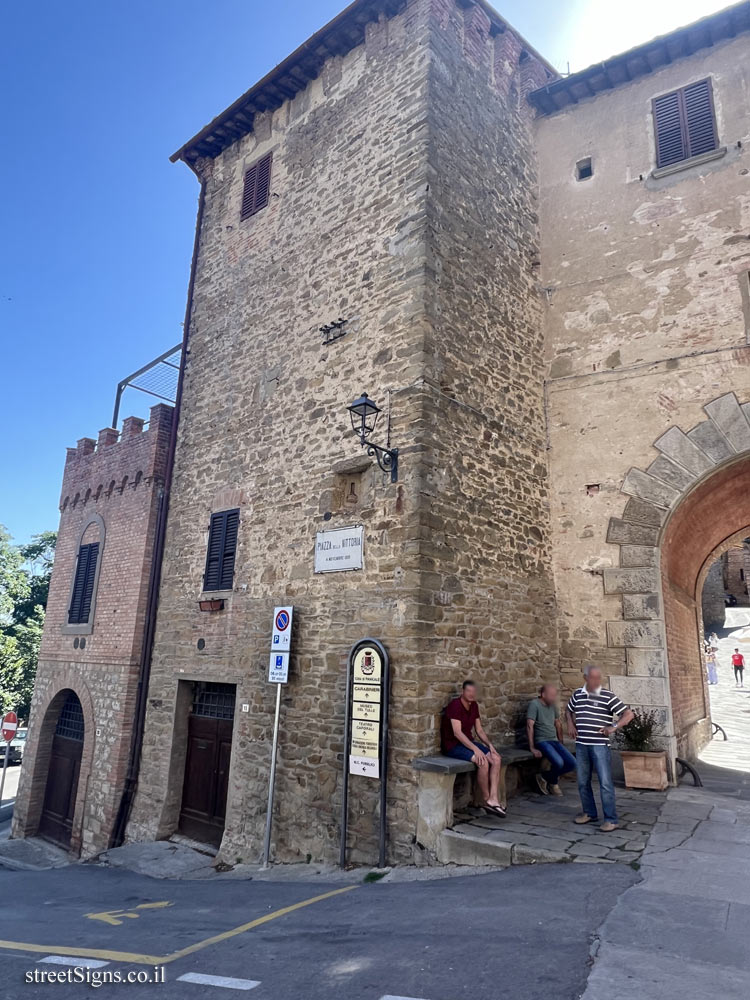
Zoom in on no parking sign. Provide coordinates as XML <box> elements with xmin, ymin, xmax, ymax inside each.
<box><xmin>271</xmin><ymin>606</ymin><xmax>293</xmax><ymax>651</ymax></box>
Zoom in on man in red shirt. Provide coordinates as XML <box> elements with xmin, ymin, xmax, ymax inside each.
<box><xmin>732</xmin><ymin>648</ymin><xmax>745</xmax><ymax>687</ymax></box>
<box><xmin>441</xmin><ymin>680</ymin><xmax>505</xmax><ymax>816</ymax></box>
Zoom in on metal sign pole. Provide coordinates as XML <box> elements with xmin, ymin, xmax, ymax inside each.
<box><xmin>0</xmin><ymin>753</ymin><xmax>8</xmax><ymax>806</ymax></box>
<box><xmin>261</xmin><ymin>682</ymin><xmax>283</xmax><ymax>869</ymax></box>
<box><xmin>339</xmin><ymin>648</ymin><xmax>355</xmax><ymax>868</ymax></box>
<box><xmin>378</xmin><ymin>648</ymin><xmax>390</xmax><ymax>869</ymax></box>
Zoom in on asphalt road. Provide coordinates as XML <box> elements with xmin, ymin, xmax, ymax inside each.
<box><xmin>0</xmin><ymin>862</ymin><xmax>636</xmax><ymax>1000</ymax></box>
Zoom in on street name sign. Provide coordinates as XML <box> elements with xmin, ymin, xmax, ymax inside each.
<box><xmin>314</xmin><ymin>525</ymin><xmax>363</xmax><ymax>573</ymax></box>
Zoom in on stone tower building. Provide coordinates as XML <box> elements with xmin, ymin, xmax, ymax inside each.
<box><xmin>127</xmin><ymin>0</ymin><xmax>558</xmax><ymax>864</ymax></box>
<box><xmin>13</xmin><ymin>405</ymin><xmax>173</xmax><ymax>856</ymax></box>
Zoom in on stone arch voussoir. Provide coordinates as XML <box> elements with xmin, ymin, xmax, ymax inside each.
<box><xmin>602</xmin><ymin>392</ymin><xmax>750</xmax><ymax>761</ymax></box>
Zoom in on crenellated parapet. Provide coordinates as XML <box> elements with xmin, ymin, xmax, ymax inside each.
<box><xmin>60</xmin><ymin>404</ymin><xmax>173</xmax><ymax>512</ymax></box>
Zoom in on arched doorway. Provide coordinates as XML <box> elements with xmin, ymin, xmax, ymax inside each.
<box><xmin>661</xmin><ymin>461</ymin><xmax>750</xmax><ymax>757</ymax></box>
<box><xmin>38</xmin><ymin>690</ymin><xmax>85</xmax><ymax>847</ymax></box>
<box><xmin>602</xmin><ymin>392</ymin><xmax>750</xmax><ymax>770</ymax></box>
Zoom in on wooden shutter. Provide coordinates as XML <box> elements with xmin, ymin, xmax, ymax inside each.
<box><xmin>683</xmin><ymin>80</ymin><xmax>718</xmax><ymax>159</ymax></box>
<box><xmin>240</xmin><ymin>153</ymin><xmax>272</xmax><ymax>220</ymax></box>
<box><xmin>203</xmin><ymin>510</ymin><xmax>240</xmax><ymax>591</ymax></box>
<box><xmin>68</xmin><ymin>542</ymin><xmax>99</xmax><ymax>624</ymax></box>
<box><xmin>219</xmin><ymin>510</ymin><xmax>239</xmax><ymax>590</ymax></box>
<box><xmin>653</xmin><ymin>79</ymin><xmax>717</xmax><ymax>168</ymax></box>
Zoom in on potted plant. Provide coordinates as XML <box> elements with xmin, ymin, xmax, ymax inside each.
<box><xmin>617</xmin><ymin>708</ymin><xmax>669</xmax><ymax>791</ymax></box>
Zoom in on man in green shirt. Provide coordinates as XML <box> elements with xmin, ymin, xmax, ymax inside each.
<box><xmin>526</xmin><ymin>684</ymin><xmax>576</xmax><ymax>796</ymax></box>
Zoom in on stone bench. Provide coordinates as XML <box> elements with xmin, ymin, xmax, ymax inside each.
<box><xmin>412</xmin><ymin>747</ymin><xmax>539</xmax><ymax>851</ymax></box>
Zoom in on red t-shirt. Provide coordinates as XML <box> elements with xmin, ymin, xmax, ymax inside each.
<box><xmin>441</xmin><ymin>697</ymin><xmax>479</xmax><ymax>752</ymax></box>
<box><xmin>732</xmin><ymin>653</ymin><xmax>745</xmax><ymax>667</ymax></box>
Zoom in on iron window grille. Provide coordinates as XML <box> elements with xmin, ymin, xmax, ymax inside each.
<box><xmin>192</xmin><ymin>683</ymin><xmax>236</xmax><ymax>720</ymax></box>
<box><xmin>55</xmin><ymin>692</ymin><xmax>85</xmax><ymax>741</ymax></box>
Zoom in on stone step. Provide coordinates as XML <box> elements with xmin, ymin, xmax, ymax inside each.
<box><xmin>436</xmin><ymin>829</ymin><xmax>572</xmax><ymax>867</ymax></box>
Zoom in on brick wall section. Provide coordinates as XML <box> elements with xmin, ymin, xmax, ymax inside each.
<box><xmin>661</xmin><ymin>576</ymin><xmax>707</xmax><ymax>755</ymax></box>
<box><xmin>13</xmin><ymin>405</ymin><xmax>173</xmax><ymax>856</ymax></box>
<box><xmin>701</xmin><ymin>558</ymin><xmax>725</xmax><ymax>630</ymax></box>
<box><xmin>129</xmin><ymin>0</ymin><xmax>556</xmax><ymax>865</ymax></box>
<box><xmin>724</xmin><ymin>546</ymin><xmax>750</xmax><ymax>603</ymax></box>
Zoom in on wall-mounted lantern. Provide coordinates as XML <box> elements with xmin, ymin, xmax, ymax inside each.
<box><xmin>346</xmin><ymin>392</ymin><xmax>398</xmax><ymax>483</ymax></box>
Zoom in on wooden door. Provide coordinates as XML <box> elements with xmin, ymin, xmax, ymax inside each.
<box><xmin>39</xmin><ymin>692</ymin><xmax>84</xmax><ymax>848</ymax></box>
<box><xmin>179</xmin><ymin>684</ymin><xmax>235</xmax><ymax>846</ymax></box>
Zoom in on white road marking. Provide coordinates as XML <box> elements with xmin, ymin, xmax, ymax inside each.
<box><xmin>380</xmin><ymin>996</ymin><xmax>430</xmax><ymax>1000</ymax></box>
<box><xmin>177</xmin><ymin>972</ymin><xmax>261</xmax><ymax>990</ymax></box>
<box><xmin>38</xmin><ymin>956</ymin><xmax>110</xmax><ymax>968</ymax></box>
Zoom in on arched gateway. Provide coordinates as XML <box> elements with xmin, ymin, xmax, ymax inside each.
<box><xmin>605</xmin><ymin>392</ymin><xmax>750</xmax><ymax>766</ymax></box>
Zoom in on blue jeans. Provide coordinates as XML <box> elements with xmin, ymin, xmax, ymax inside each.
<box><xmin>537</xmin><ymin>740</ymin><xmax>576</xmax><ymax>785</ymax></box>
<box><xmin>576</xmin><ymin>743</ymin><xmax>617</xmax><ymax>823</ymax></box>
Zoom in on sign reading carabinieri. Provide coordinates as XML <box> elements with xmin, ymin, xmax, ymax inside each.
<box><xmin>314</xmin><ymin>525</ymin><xmax>364</xmax><ymax>573</ymax></box>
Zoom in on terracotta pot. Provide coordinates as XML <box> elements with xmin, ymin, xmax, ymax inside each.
<box><xmin>620</xmin><ymin>749</ymin><xmax>669</xmax><ymax>790</ymax></box>
<box><xmin>198</xmin><ymin>599</ymin><xmax>225</xmax><ymax>612</ymax></box>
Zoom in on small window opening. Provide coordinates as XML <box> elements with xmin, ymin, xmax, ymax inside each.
<box><xmin>576</xmin><ymin>157</ymin><xmax>593</xmax><ymax>181</ymax></box>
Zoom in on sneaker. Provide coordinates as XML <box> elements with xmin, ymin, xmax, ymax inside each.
<box><xmin>536</xmin><ymin>774</ymin><xmax>549</xmax><ymax>795</ymax></box>
<box><xmin>550</xmin><ymin>784</ymin><xmax>563</xmax><ymax>797</ymax></box>
<box><xmin>574</xmin><ymin>813</ymin><xmax>595</xmax><ymax>825</ymax></box>
<box><xmin>599</xmin><ymin>821</ymin><xmax>619</xmax><ymax>832</ymax></box>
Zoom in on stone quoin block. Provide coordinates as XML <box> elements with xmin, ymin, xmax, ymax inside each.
<box><xmin>626</xmin><ymin>648</ymin><xmax>667</xmax><ymax>677</ymax></box>
<box><xmin>619</xmin><ymin>545</ymin><xmax>658</xmax><ymax>568</ymax></box>
<box><xmin>606</xmin><ymin>518</ymin><xmax>659</xmax><ymax>547</ymax></box>
<box><xmin>687</xmin><ymin>420</ymin><xmax>735</xmax><ymax>464</ymax></box>
<box><xmin>653</xmin><ymin>426</ymin><xmax>714</xmax><ymax>477</ymax></box>
<box><xmin>704</xmin><ymin>393</ymin><xmax>750</xmax><ymax>454</ymax></box>
<box><xmin>603</xmin><ymin>567</ymin><xmax>660</xmax><ymax>595</ymax></box>
<box><xmin>608</xmin><ymin>675</ymin><xmax>668</xmax><ymax>709</ymax></box>
<box><xmin>606</xmin><ymin>620</ymin><xmax>664</xmax><ymax>649</ymax></box>
<box><xmin>621</xmin><ymin>468</ymin><xmax>681</xmax><ymax>509</ymax></box>
<box><xmin>622</xmin><ymin>593</ymin><xmax>661</xmax><ymax>620</ymax></box>
<box><xmin>646</xmin><ymin>454</ymin><xmax>698</xmax><ymax>494</ymax></box>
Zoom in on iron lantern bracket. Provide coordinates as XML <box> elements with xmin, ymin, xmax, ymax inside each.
<box><xmin>363</xmin><ymin>441</ymin><xmax>399</xmax><ymax>483</ymax></box>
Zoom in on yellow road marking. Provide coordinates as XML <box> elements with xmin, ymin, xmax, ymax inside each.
<box><xmin>162</xmin><ymin>886</ymin><xmax>357</xmax><ymax>963</ymax></box>
<box><xmin>86</xmin><ymin>901</ymin><xmax>174</xmax><ymax>925</ymax></box>
<box><xmin>0</xmin><ymin>885</ymin><xmax>357</xmax><ymax>966</ymax></box>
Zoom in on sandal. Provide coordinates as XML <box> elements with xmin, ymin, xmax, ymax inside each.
<box><xmin>483</xmin><ymin>804</ymin><xmax>507</xmax><ymax>817</ymax></box>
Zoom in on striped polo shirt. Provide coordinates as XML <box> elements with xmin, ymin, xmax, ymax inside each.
<box><xmin>567</xmin><ymin>686</ymin><xmax>629</xmax><ymax>746</ymax></box>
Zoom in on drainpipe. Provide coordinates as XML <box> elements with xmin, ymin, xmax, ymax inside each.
<box><xmin>110</xmin><ymin>176</ymin><xmax>206</xmax><ymax>848</ymax></box>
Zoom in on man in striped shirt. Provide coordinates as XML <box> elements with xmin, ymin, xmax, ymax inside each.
<box><xmin>566</xmin><ymin>666</ymin><xmax>634</xmax><ymax>832</ymax></box>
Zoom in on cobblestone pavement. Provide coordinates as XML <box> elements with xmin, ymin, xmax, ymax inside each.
<box><xmin>452</xmin><ymin>778</ymin><xmax>667</xmax><ymax>864</ymax></box>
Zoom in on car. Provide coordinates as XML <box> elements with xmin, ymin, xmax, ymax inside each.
<box><xmin>0</xmin><ymin>727</ymin><xmax>27</xmax><ymax>766</ymax></box>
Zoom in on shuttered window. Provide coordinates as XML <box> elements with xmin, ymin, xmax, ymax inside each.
<box><xmin>240</xmin><ymin>153</ymin><xmax>272</xmax><ymax>220</ymax></box>
<box><xmin>203</xmin><ymin>509</ymin><xmax>240</xmax><ymax>592</ymax></box>
<box><xmin>653</xmin><ymin>79</ymin><xmax>718</xmax><ymax>168</ymax></box>
<box><xmin>68</xmin><ymin>543</ymin><xmax>99</xmax><ymax>625</ymax></box>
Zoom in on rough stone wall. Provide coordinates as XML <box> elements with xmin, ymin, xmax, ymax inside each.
<box><xmin>13</xmin><ymin>405</ymin><xmax>172</xmax><ymax>856</ymax></box>
<box><xmin>701</xmin><ymin>558</ymin><xmax>725</xmax><ymax>630</ymax></box>
<box><xmin>420</xmin><ymin>0</ymin><xmax>557</xmax><ymax>740</ymax></box>
<box><xmin>130</xmin><ymin>0</ymin><xmax>435</xmax><ymax>866</ymax></box>
<box><xmin>130</xmin><ymin>0</ymin><xmax>555</xmax><ymax>865</ymax></box>
<box><xmin>537</xmin><ymin>33</ymin><xmax>750</xmax><ymax>718</ymax></box>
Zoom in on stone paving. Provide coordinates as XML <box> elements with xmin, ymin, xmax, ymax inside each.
<box><xmin>451</xmin><ymin>776</ymin><xmax>667</xmax><ymax>864</ymax></box>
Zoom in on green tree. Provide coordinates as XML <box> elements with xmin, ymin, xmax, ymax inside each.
<box><xmin>0</xmin><ymin>526</ymin><xmax>56</xmax><ymax>718</ymax></box>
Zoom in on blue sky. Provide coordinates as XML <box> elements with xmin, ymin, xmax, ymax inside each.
<box><xmin>0</xmin><ymin>0</ymin><xmax>730</xmax><ymax>543</ymax></box>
